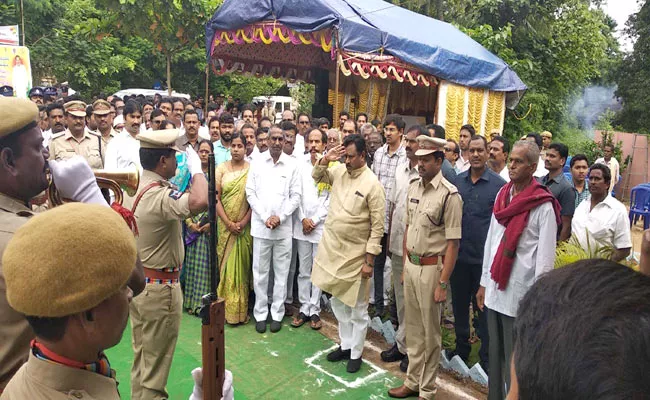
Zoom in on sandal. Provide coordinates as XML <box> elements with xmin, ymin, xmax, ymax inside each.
<box><xmin>310</xmin><ymin>314</ymin><xmax>322</xmax><ymax>330</ymax></box>
<box><xmin>291</xmin><ymin>312</ymin><xmax>310</xmax><ymax>328</ymax></box>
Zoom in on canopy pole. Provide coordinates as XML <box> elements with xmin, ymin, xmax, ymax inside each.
<box><xmin>204</xmin><ymin>63</ymin><xmax>210</xmax><ymax>118</ymax></box>
<box><xmin>334</xmin><ymin>51</ymin><xmax>340</xmax><ymax>129</ymax></box>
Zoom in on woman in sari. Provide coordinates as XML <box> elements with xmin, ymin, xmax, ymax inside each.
<box><xmin>216</xmin><ymin>133</ymin><xmax>253</xmax><ymax>324</ymax></box>
<box><xmin>183</xmin><ymin>140</ymin><xmax>214</xmax><ymax>314</ymax></box>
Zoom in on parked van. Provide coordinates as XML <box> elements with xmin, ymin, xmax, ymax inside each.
<box><xmin>252</xmin><ymin>95</ymin><xmax>298</xmax><ymax>121</ymax></box>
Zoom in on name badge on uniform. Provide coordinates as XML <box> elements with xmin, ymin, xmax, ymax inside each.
<box><xmin>410</xmin><ymin>198</ymin><xmax>420</xmax><ymax>204</ymax></box>
<box><xmin>169</xmin><ymin>189</ymin><xmax>183</xmax><ymax>200</ymax></box>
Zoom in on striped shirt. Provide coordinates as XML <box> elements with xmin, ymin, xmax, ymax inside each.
<box><xmin>371</xmin><ymin>143</ymin><xmax>407</xmax><ymax>230</ymax></box>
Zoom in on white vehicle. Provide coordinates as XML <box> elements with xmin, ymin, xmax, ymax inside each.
<box><xmin>113</xmin><ymin>88</ymin><xmax>191</xmax><ymax>99</ymax></box>
<box><xmin>252</xmin><ymin>95</ymin><xmax>298</xmax><ymax>121</ymax></box>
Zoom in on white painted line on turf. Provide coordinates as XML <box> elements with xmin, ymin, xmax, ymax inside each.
<box><xmin>304</xmin><ymin>345</ymin><xmax>386</xmax><ymax>389</ymax></box>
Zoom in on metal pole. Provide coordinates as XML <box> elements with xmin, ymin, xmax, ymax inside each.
<box><xmin>19</xmin><ymin>0</ymin><xmax>25</xmax><ymax>46</ymax></box>
<box><xmin>204</xmin><ymin>63</ymin><xmax>210</xmax><ymax>118</ymax></box>
<box><xmin>334</xmin><ymin>51</ymin><xmax>340</xmax><ymax>127</ymax></box>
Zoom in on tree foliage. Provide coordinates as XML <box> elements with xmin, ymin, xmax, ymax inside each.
<box><xmin>614</xmin><ymin>0</ymin><xmax>650</xmax><ymax>134</ymax></box>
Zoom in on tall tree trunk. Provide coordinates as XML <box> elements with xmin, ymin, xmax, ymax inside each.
<box><xmin>166</xmin><ymin>52</ymin><xmax>172</xmax><ymax>95</ymax></box>
<box><xmin>436</xmin><ymin>0</ymin><xmax>444</xmax><ymax>21</ymax></box>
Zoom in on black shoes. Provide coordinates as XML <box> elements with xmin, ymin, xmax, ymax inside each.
<box><xmin>347</xmin><ymin>357</ymin><xmax>362</xmax><ymax>373</ymax></box>
<box><xmin>399</xmin><ymin>355</ymin><xmax>409</xmax><ymax>372</ymax></box>
<box><xmin>255</xmin><ymin>321</ymin><xmax>266</xmax><ymax>334</ymax></box>
<box><xmin>326</xmin><ymin>346</ymin><xmax>351</xmax><ymax>362</ymax></box>
<box><xmin>381</xmin><ymin>344</ymin><xmax>406</xmax><ymax>362</ymax></box>
<box><xmin>270</xmin><ymin>320</ymin><xmax>282</xmax><ymax>333</ymax></box>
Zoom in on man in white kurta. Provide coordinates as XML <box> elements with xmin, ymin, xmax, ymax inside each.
<box><xmin>290</xmin><ymin>129</ymin><xmax>332</xmax><ymax>330</ymax></box>
<box><xmin>477</xmin><ymin>141</ymin><xmax>558</xmax><ymax>400</ymax></box>
<box><xmin>311</xmin><ymin>134</ymin><xmax>385</xmax><ymax>373</ymax></box>
<box><xmin>245</xmin><ymin>127</ymin><xmax>301</xmax><ymax>334</ymax></box>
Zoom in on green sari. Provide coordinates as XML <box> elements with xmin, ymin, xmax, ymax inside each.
<box><xmin>216</xmin><ymin>164</ymin><xmax>252</xmax><ymax>324</ymax></box>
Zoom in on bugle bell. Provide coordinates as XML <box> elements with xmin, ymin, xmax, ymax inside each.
<box><xmin>48</xmin><ymin>166</ymin><xmax>140</xmax><ymax>206</ymax></box>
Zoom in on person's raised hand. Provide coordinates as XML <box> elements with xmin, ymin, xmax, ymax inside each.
<box><xmin>326</xmin><ymin>145</ymin><xmax>345</xmax><ymax>162</ymax></box>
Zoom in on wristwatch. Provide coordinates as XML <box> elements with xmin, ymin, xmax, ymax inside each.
<box><xmin>439</xmin><ymin>281</ymin><xmax>449</xmax><ymax>290</ymax></box>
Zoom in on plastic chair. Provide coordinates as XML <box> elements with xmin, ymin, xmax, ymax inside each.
<box><xmin>629</xmin><ymin>185</ymin><xmax>650</xmax><ymax>229</ymax></box>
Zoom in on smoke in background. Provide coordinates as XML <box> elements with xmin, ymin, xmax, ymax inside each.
<box><xmin>569</xmin><ymin>86</ymin><xmax>621</xmax><ymax>136</ymax></box>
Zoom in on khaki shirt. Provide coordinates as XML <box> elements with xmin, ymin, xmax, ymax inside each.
<box><xmin>175</xmin><ymin>135</ymin><xmax>201</xmax><ymax>153</ymax></box>
<box><xmin>133</xmin><ymin>170</ymin><xmax>191</xmax><ymax>270</ymax></box>
<box><xmin>406</xmin><ymin>171</ymin><xmax>462</xmax><ymax>257</ymax></box>
<box><xmin>0</xmin><ymin>352</ymin><xmax>119</xmax><ymax>399</ymax></box>
<box><xmin>0</xmin><ymin>193</ymin><xmax>34</xmax><ymax>390</ymax></box>
<box><xmin>310</xmin><ymin>163</ymin><xmax>385</xmax><ymax>307</ymax></box>
<box><xmin>48</xmin><ymin>129</ymin><xmax>103</xmax><ymax>169</ymax></box>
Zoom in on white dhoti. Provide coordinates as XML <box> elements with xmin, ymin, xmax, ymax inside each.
<box><xmin>296</xmin><ymin>240</ymin><xmax>322</xmax><ymax>316</ymax></box>
<box><xmin>253</xmin><ymin>237</ymin><xmax>292</xmax><ymax>322</ymax></box>
<box><xmin>330</xmin><ymin>284</ymin><xmax>369</xmax><ymax>359</ymax></box>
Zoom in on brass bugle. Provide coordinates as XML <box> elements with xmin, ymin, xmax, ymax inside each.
<box><xmin>48</xmin><ymin>166</ymin><xmax>140</xmax><ymax>206</ymax></box>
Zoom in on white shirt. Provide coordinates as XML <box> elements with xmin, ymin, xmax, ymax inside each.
<box><xmin>456</xmin><ymin>154</ymin><xmax>470</xmax><ymax>173</ymax></box>
<box><xmin>104</xmin><ymin>130</ymin><xmax>141</xmax><ymax>170</ymax></box>
<box><xmin>245</xmin><ymin>152</ymin><xmax>302</xmax><ymax>240</ymax></box>
<box><xmin>292</xmin><ymin>134</ymin><xmax>305</xmax><ymax>158</ymax></box>
<box><xmin>533</xmin><ymin>156</ymin><xmax>548</xmax><ymax>178</ymax></box>
<box><xmin>594</xmin><ymin>157</ymin><xmax>620</xmax><ymax>192</ymax></box>
<box><xmin>388</xmin><ymin>160</ymin><xmax>419</xmax><ymax>256</ymax></box>
<box><xmin>481</xmin><ymin>187</ymin><xmax>557</xmax><ymax>317</ymax></box>
<box><xmin>498</xmin><ymin>166</ymin><xmax>510</xmax><ymax>182</ymax></box>
<box><xmin>179</xmin><ymin>126</ymin><xmax>210</xmax><ymax>141</ymax></box>
<box><xmin>572</xmin><ymin>194</ymin><xmax>632</xmax><ymax>252</ymax></box>
<box><xmin>42</xmin><ymin>129</ymin><xmax>52</xmax><ymax>148</ymax></box>
<box><xmin>293</xmin><ymin>157</ymin><xmax>330</xmax><ymax>243</ymax></box>
<box><xmin>245</xmin><ymin>146</ymin><xmax>260</xmax><ymax>163</ymax></box>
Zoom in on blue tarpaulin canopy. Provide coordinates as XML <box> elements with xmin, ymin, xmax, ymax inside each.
<box><xmin>206</xmin><ymin>0</ymin><xmax>526</xmax><ymax>98</ymax></box>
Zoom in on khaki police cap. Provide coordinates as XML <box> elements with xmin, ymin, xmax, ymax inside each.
<box><xmin>92</xmin><ymin>99</ymin><xmax>112</xmax><ymax>115</ymax></box>
<box><xmin>2</xmin><ymin>203</ymin><xmax>137</xmax><ymax>318</ymax></box>
<box><xmin>64</xmin><ymin>100</ymin><xmax>87</xmax><ymax>117</ymax></box>
<box><xmin>415</xmin><ymin>135</ymin><xmax>447</xmax><ymax>156</ymax></box>
<box><xmin>136</xmin><ymin>129</ymin><xmax>182</xmax><ymax>152</ymax></box>
<box><xmin>541</xmin><ymin>130</ymin><xmax>553</xmax><ymax>138</ymax></box>
<box><xmin>0</xmin><ymin>96</ymin><xmax>39</xmax><ymax>138</ymax></box>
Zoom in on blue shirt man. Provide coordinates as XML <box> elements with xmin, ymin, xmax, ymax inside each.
<box><xmin>448</xmin><ymin>135</ymin><xmax>506</xmax><ymax>372</ymax></box>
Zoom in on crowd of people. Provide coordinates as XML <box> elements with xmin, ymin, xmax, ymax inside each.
<box><xmin>0</xmin><ymin>88</ymin><xmax>648</xmax><ymax>400</ymax></box>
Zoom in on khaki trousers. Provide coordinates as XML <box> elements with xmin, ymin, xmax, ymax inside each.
<box><xmin>130</xmin><ymin>283</ymin><xmax>183</xmax><ymax>400</ymax></box>
<box><xmin>403</xmin><ymin>258</ymin><xmax>443</xmax><ymax>400</ymax></box>
<box><xmin>390</xmin><ymin>254</ymin><xmax>407</xmax><ymax>354</ymax></box>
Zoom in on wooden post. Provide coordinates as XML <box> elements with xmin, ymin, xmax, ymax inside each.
<box><xmin>334</xmin><ymin>51</ymin><xmax>340</xmax><ymax>127</ymax></box>
<box><xmin>19</xmin><ymin>0</ymin><xmax>25</xmax><ymax>46</ymax></box>
<box><xmin>204</xmin><ymin>63</ymin><xmax>210</xmax><ymax>117</ymax></box>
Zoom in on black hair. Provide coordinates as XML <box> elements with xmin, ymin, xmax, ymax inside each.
<box><xmin>159</xmin><ymin>97</ymin><xmax>174</xmax><ymax>108</ymax></box>
<box><xmin>230</xmin><ymin>132</ymin><xmax>247</xmax><ymax>147</ymax></box>
<box><xmin>447</xmin><ymin>139</ymin><xmax>460</xmax><ymax>154</ymax></box>
<box><xmin>549</xmin><ymin>142</ymin><xmax>569</xmax><ymax>160</ymax></box>
<box><xmin>46</xmin><ymin>102</ymin><xmax>64</xmax><ymax>117</ymax></box>
<box><xmin>460</xmin><ymin>124</ymin><xmax>476</xmax><ymax>136</ymax></box>
<box><xmin>280</xmin><ymin>121</ymin><xmax>297</xmax><ymax>133</ymax></box>
<box><xmin>255</xmin><ymin>127</ymin><xmax>268</xmax><ymax>137</ymax></box>
<box><xmin>426</xmin><ymin>123</ymin><xmax>446</xmax><ymax>139</ymax></box>
<box><xmin>371</xmin><ymin>118</ymin><xmax>381</xmax><ymax>127</ymax></box>
<box><xmin>383</xmin><ymin>114</ymin><xmax>406</xmax><ymax>131</ymax></box>
<box><xmin>356</xmin><ymin>112</ymin><xmax>368</xmax><ymax>122</ymax></box>
<box><xmin>491</xmin><ymin>135</ymin><xmax>510</xmax><ymax>154</ymax></box>
<box><xmin>513</xmin><ymin>259</ymin><xmax>650</xmax><ymax>400</ymax></box>
<box><xmin>308</xmin><ymin>127</ymin><xmax>328</xmax><ymax>144</ymax></box>
<box><xmin>342</xmin><ymin>134</ymin><xmax>367</xmax><ymax>157</ymax></box>
<box><xmin>150</xmin><ymin>109</ymin><xmax>165</xmax><ymax>120</ymax></box>
<box><xmin>161</xmin><ymin>120</ymin><xmax>176</xmax><ymax>130</ymax></box>
<box><xmin>183</xmin><ymin>108</ymin><xmax>199</xmax><ymax>122</ymax></box>
<box><xmin>206</xmin><ymin>102</ymin><xmax>219</xmax><ymax>113</ymax></box>
<box><xmin>25</xmin><ymin>315</ymin><xmax>69</xmax><ymax>341</ymax></box>
<box><xmin>139</xmin><ymin>148</ymin><xmax>176</xmax><ymax>170</ymax></box>
<box><xmin>469</xmin><ymin>135</ymin><xmax>488</xmax><ymax>150</ymax></box>
<box><xmin>570</xmin><ymin>154</ymin><xmax>589</xmax><ymax>168</ymax></box>
<box><xmin>317</xmin><ymin>117</ymin><xmax>330</xmax><ymax>128</ymax></box>
<box><xmin>123</xmin><ymin>100</ymin><xmax>142</xmax><ymax>118</ymax></box>
<box><xmin>407</xmin><ymin>125</ymin><xmax>430</xmax><ymax>138</ymax></box>
<box><xmin>198</xmin><ymin>139</ymin><xmax>213</xmax><ymax>152</ymax></box>
<box><xmin>526</xmin><ymin>132</ymin><xmax>543</xmax><ymax>149</ymax></box>
<box><xmin>297</xmin><ymin>112</ymin><xmax>311</xmax><ymax>122</ymax></box>
<box><xmin>208</xmin><ymin>116</ymin><xmax>220</xmax><ymax>127</ymax></box>
<box><xmin>219</xmin><ymin>112</ymin><xmax>234</xmax><ymax>125</ymax></box>
<box><xmin>339</xmin><ymin>110</ymin><xmax>350</xmax><ymax>118</ymax></box>
<box><xmin>240</xmin><ymin>104</ymin><xmax>254</xmax><ymax>114</ymax></box>
<box><xmin>259</xmin><ymin>116</ymin><xmax>271</xmax><ymax>124</ymax></box>
<box><xmin>86</xmin><ymin>105</ymin><xmax>94</xmax><ymax>118</ymax></box>
<box><xmin>589</xmin><ymin>163</ymin><xmax>612</xmax><ymax>185</ymax></box>
<box><xmin>240</xmin><ymin>123</ymin><xmax>256</xmax><ymax>135</ymax></box>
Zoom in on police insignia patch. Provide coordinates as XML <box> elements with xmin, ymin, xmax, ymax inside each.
<box><xmin>168</xmin><ymin>189</ymin><xmax>183</xmax><ymax>200</ymax></box>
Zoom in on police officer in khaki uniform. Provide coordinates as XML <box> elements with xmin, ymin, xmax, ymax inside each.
<box><xmin>129</xmin><ymin>129</ymin><xmax>208</xmax><ymax>400</ymax></box>
<box><xmin>1</xmin><ymin>203</ymin><xmax>137</xmax><ymax>400</ymax></box>
<box><xmin>388</xmin><ymin>136</ymin><xmax>462</xmax><ymax>400</ymax></box>
<box><xmin>92</xmin><ymin>99</ymin><xmax>117</xmax><ymax>164</ymax></box>
<box><xmin>48</xmin><ymin>101</ymin><xmax>103</xmax><ymax>169</ymax></box>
